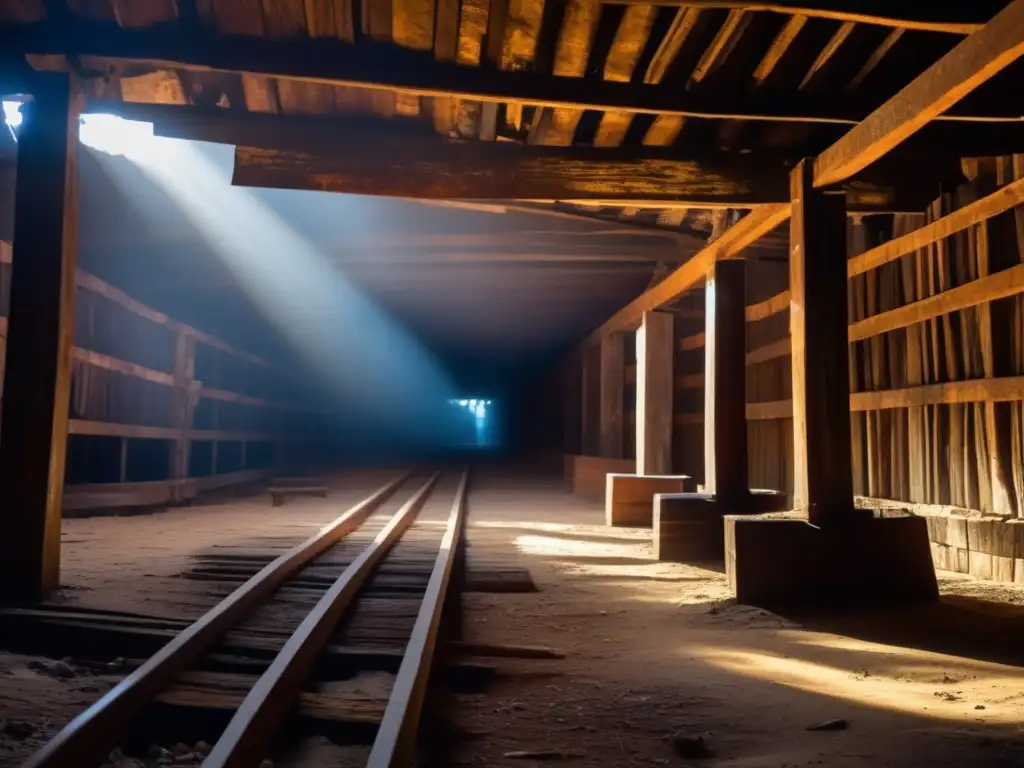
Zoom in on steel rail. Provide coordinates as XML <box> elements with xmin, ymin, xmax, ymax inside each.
<box><xmin>24</xmin><ymin>471</ymin><xmax>412</xmax><ymax>768</ymax></box>
<box><xmin>367</xmin><ymin>468</ymin><xmax>470</xmax><ymax>767</ymax></box>
<box><xmin>203</xmin><ymin>471</ymin><xmax>444</xmax><ymax>768</ymax></box>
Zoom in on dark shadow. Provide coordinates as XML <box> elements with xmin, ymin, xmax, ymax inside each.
<box><xmin>774</xmin><ymin>595</ymin><xmax>1024</xmax><ymax>669</ymax></box>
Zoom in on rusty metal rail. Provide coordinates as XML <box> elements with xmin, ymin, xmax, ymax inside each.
<box><xmin>24</xmin><ymin>471</ymin><xmax>412</xmax><ymax>768</ymax></box>
<box><xmin>25</xmin><ymin>467</ymin><xmax>471</xmax><ymax>768</ymax></box>
<box><xmin>367</xmin><ymin>469</ymin><xmax>469</xmax><ymax>767</ymax></box>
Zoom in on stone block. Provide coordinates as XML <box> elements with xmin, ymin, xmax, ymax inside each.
<box><xmin>654</xmin><ymin>490</ymin><xmax>788</xmax><ymax>562</ymax></box>
<box><xmin>930</xmin><ymin>542</ymin><xmax>949</xmax><ymax>571</ymax></box>
<box><xmin>925</xmin><ymin>515</ymin><xmax>947</xmax><ymax>542</ymax></box>
<box><xmin>951</xmin><ymin>546</ymin><xmax>970</xmax><ymax>573</ymax></box>
<box><xmin>967</xmin><ymin>519</ymin><xmax>1016</xmax><ymax>557</ymax></box>
<box><xmin>992</xmin><ymin>555</ymin><xmax>1015</xmax><ymax>583</ymax></box>
<box><xmin>605</xmin><ymin>473</ymin><xmax>693</xmax><ymax>527</ymax></box>
<box><xmin>946</xmin><ymin>516</ymin><xmax>969</xmax><ymax>549</ymax></box>
<box><xmin>724</xmin><ymin>513</ymin><xmax>938</xmax><ymax>606</ymax></box>
<box><xmin>969</xmin><ymin>551</ymin><xmax>994</xmax><ymax>581</ymax></box>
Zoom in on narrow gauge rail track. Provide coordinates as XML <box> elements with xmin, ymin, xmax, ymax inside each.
<box><xmin>23</xmin><ymin>468</ymin><xmax>470</xmax><ymax>768</ymax></box>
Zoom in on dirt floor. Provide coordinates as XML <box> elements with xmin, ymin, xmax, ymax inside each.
<box><xmin>3</xmin><ymin>467</ymin><xmax>1024</xmax><ymax>767</ymax></box>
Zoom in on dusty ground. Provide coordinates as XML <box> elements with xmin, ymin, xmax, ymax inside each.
<box><xmin>2</xmin><ymin>466</ymin><xmax>1024</xmax><ymax>767</ymax></box>
<box><xmin>451</xmin><ymin>468</ymin><xmax>1024</xmax><ymax>768</ymax></box>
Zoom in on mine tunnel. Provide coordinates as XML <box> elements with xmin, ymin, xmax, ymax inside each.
<box><xmin>2</xmin><ymin>2</ymin><xmax>1024</xmax><ymax>766</ymax></box>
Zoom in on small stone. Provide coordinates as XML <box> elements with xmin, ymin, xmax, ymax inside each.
<box><xmin>671</xmin><ymin>733</ymin><xmax>713</xmax><ymax>759</ymax></box>
<box><xmin>194</xmin><ymin>741</ymin><xmax>211</xmax><ymax>755</ymax></box>
<box><xmin>975</xmin><ymin>705</ymin><xmax>986</xmax><ymax>710</ymax></box>
<box><xmin>171</xmin><ymin>742</ymin><xmax>192</xmax><ymax>756</ymax></box>
<box><xmin>28</xmin><ymin>659</ymin><xmax>76</xmax><ymax>679</ymax></box>
<box><xmin>807</xmin><ymin>718</ymin><xmax>849</xmax><ymax>732</ymax></box>
<box><xmin>2</xmin><ymin>719</ymin><xmax>36</xmax><ymax>741</ymax></box>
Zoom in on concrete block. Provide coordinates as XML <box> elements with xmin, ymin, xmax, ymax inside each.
<box><xmin>654</xmin><ymin>490</ymin><xmax>788</xmax><ymax>562</ymax></box>
<box><xmin>967</xmin><ymin>519</ymin><xmax>1016</xmax><ymax>558</ymax></box>
<box><xmin>925</xmin><ymin>515</ymin><xmax>947</xmax><ymax>543</ymax></box>
<box><xmin>969</xmin><ymin>551</ymin><xmax>994</xmax><ymax>581</ymax></box>
<box><xmin>992</xmin><ymin>555</ymin><xmax>1015</xmax><ymax>582</ymax></box>
<box><xmin>930</xmin><ymin>542</ymin><xmax>949</xmax><ymax>571</ymax></box>
<box><xmin>946</xmin><ymin>516</ymin><xmax>969</xmax><ymax>549</ymax></box>
<box><xmin>951</xmin><ymin>546</ymin><xmax>970</xmax><ymax>573</ymax></box>
<box><xmin>605</xmin><ymin>473</ymin><xmax>693</xmax><ymax>527</ymax></box>
<box><xmin>724</xmin><ymin>513</ymin><xmax>938</xmax><ymax>607</ymax></box>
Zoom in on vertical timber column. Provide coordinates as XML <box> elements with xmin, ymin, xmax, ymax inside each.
<box><xmin>598</xmin><ymin>332</ymin><xmax>624</xmax><ymax>458</ymax></box>
<box><xmin>0</xmin><ymin>74</ymin><xmax>81</xmax><ymax>602</ymax></box>
<box><xmin>704</xmin><ymin>260</ymin><xmax>748</xmax><ymax>499</ymax></box>
<box><xmin>636</xmin><ymin>311</ymin><xmax>673</xmax><ymax>474</ymax></box>
<box><xmin>169</xmin><ymin>331</ymin><xmax>197</xmax><ymax>502</ymax></box>
<box><xmin>790</xmin><ymin>159</ymin><xmax>854</xmax><ymax>525</ymax></box>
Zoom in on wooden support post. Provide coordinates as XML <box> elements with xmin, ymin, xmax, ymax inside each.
<box><xmin>704</xmin><ymin>259</ymin><xmax>748</xmax><ymax>498</ymax></box>
<box><xmin>636</xmin><ymin>311</ymin><xmax>674</xmax><ymax>475</ymax></box>
<box><xmin>0</xmin><ymin>74</ymin><xmax>81</xmax><ymax>603</ymax></box>
<box><xmin>789</xmin><ymin>160</ymin><xmax>855</xmax><ymax>525</ymax></box>
<box><xmin>119</xmin><ymin>438</ymin><xmax>129</xmax><ymax>483</ymax></box>
<box><xmin>170</xmin><ymin>331</ymin><xmax>196</xmax><ymax>502</ymax></box>
<box><xmin>562</xmin><ymin>352</ymin><xmax>582</xmax><ymax>455</ymax></box>
<box><xmin>599</xmin><ymin>333</ymin><xmax>625</xmax><ymax>459</ymax></box>
<box><xmin>580</xmin><ymin>345</ymin><xmax>598</xmax><ymax>455</ymax></box>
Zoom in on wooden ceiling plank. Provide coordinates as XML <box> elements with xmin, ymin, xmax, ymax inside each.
<box><xmin>641</xmin><ymin>7</ymin><xmax>702</xmax><ymax>146</ymax></box>
<box><xmin>362</xmin><ymin>0</ymin><xmax>392</xmax><ymax>40</ymax></box>
<box><xmin>434</xmin><ymin>0</ymin><xmax>461</xmax><ymax>61</ymax></box>
<box><xmin>457</xmin><ymin>0</ymin><xmax>489</xmax><ymax>64</ymax></box>
<box><xmin>846</xmin><ymin>27</ymin><xmax>903</xmax><ymax>92</ymax></box>
<box><xmin>542</xmin><ymin>0</ymin><xmax>600</xmax><ymax>146</ymax></box>
<box><xmin>687</xmin><ymin>8</ymin><xmax>750</xmax><ymax>87</ymax></box>
<box><xmin>814</xmin><ymin>0</ymin><xmax>1024</xmax><ymax>187</ymax></box>
<box><xmin>112</xmin><ymin>0</ymin><xmax>179</xmax><ymax>28</ymax></box>
<box><xmin>600</xmin><ymin>1</ymin><xmax>988</xmax><ymax>36</ymax></box>
<box><xmin>240</xmin><ymin>73</ymin><xmax>280</xmax><ymax>112</ymax></box>
<box><xmin>394</xmin><ymin>0</ymin><xmax>435</xmax><ymax>51</ymax></box>
<box><xmin>260</xmin><ymin>0</ymin><xmax>307</xmax><ymax>37</ymax></box>
<box><xmin>594</xmin><ymin>4</ymin><xmax>658</xmax><ymax>147</ymax></box>
<box><xmin>797</xmin><ymin>20</ymin><xmax>854</xmax><ymax>90</ymax></box>
<box><xmin>209</xmin><ymin>0</ymin><xmax>265</xmax><ymax>35</ymax></box>
<box><xmin>303</xmin><ymin>0</ymin><xmax>354</xmax><ymax>41</ymax></box>
<box><xmin>751</xmin><ymin>14</ymin><xmax>806</xmax><ymax>86</ymax></box>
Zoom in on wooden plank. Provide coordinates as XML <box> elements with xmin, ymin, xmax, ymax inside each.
<box><xmin>677</xmin><ymin>332</ymin><xmax>706</xmax><ymax>352</ymax></box>
<box><xmin>752</xmin><ymin>14</ymin><xmax>806</xmax><ymax>86</ymax></box>
<box><xmin>607</xmin><ymin>2</ymin><xmax>989</xmax><ymax>35</ymax></box>
<box><xmin>745</xmin><ymin>400</ymin><xmax>791</xmax><ymax>420</ymax></box>
<box><xmin>599</xmin><ymin>332</ymin><xmax>625</xmax><ymax>458</ymax></box>
<box><xmin>544</xmin><ymin>0</ymin><xmax>601</xmax><ymax>146</ymax></box>
<box><xmin>588</xmin><ymin>204</ymin><xmax>790</xmax><ymax>340</ymax></box>
<box><xmin>366</xmin><ymin>471</ymin><xmax>469</xmax><ymax>766</ymax></box>
<box><xmin>848</xmin><ymin>262</ymin><xmax>1024</xmax><ymax>341</ymax></box>
<box><xmin>846</xmin><ymin>28</ymin><xmax>904</xmax><ymax>91</ymax></box>
<box><xmin>170</xmin><ymin>332</ymin><xmax>197</xmax><ymax>502</ymax></box>
<box><xmin>642</xmin><ymin>7</ymin><xmax>703</xmax><ymax>146</ymax></box>
<box><xmin>789</xmin><ymin>159</ymin><xmax>854</xmax><ymax>522</ymax></box>
<box><xmin>850</xmin><ymin>377</ymin><xmax>1024</xmax><ymax>411</ymax></box>
<box><xmin>636</xmin><ymin>311</ymin><xmax>674</xmax><ymax>474</ymax></box>
<box><xmin>745</xmin><ymin>289</ymin><xmax>789</xmax><ymax>322</ymax></box>
<box><xmin>0</xmin><ymin>73</ymin><xmax>79</xmax><ymax>603</ymax></box>
<box><xmin>689</xmin><ymin>9</ymin><xmax>750</xmax><ymax>86</ymax></box>
<box><xmin>848</xmin><ymin>176</ymin><xmax>1024</xmax><ymax>277</ymax></box>
<box><xmin>798</xmin><ymin>20</ymin><xmax>854</xmax><ymax>90</ymax></box>
<box><xmin>814</xmin><ymin>0</ymin><xmax>1024</xmax><ymax>187</ymax></box>
<box><xmin>704</xmin><ymin>259</ymin><xmax>748</xmax><ymax>497</ymax></box>
<box><xmin>71</xmin><ymin>347</ymin><xmax>175</xmax><ymax>386</ymax></box>
<box><xmin>69</xmin><ymin>420</ymin><xmax>181</xmax><ymax>440</ymax></box>
<box><xmin>593</xmin><ymin>4</ymin><xmax>658</xmax><ymax>147</ymax></box>
<box><xmin>745</xmin><ymin>336</ymin><xmax>790</xmax><ymax>366</ymax></box>
<box><xmin>198</xmin><ymin>386</ymin><xmax>275</xmax><ymax>407</ymax></box>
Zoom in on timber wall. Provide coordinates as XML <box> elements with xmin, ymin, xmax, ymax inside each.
<box><xmin>0</xmin><ymin>240</ymin><xmax>308</xmax><ymax>512</ymax></box>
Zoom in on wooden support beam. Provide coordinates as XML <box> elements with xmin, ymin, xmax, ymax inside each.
<box><xmin>814</xmin><ymin>0</ymin><xmax>1024</xmax><ymax>186</ymax></box>
<box><xmin>599</xmin><ymin>333</ymin><xmax>625</xmax><ymax>459</ymax></box>
<box><xmin>789</xmin><ymin>159</ymin><xmax>854</xmax><ymax>524</ymax></box>
<box><xmin>636</xmin><ymin>311</ymin><xmax>674</xmax><ymax>475</ymax></box>
<box><xmin>169</xmin><ymin>331</ymin><xmax>197</xmax><ymax>503</ymax></box>
<box><xmin>589</xmin><ymin>204</ymin><xmax>790</xmax><ymax>341</ymax></box>
<box><xmin>580</xmin><ymin>344</ymin><xmax>599</xmax><ymax>456</ymax></box>
<box><xmin>704</xmin><ymin>259</ymin><xmax>748</xmax><ymax>498</ymax></box>
<box><xmin>231</xmin><ymin>138</ymin><xmax>943</xmax><ymax>209</ymax></box>
<box><xmin>0</xmin><ymin>73</ymin><xmax>80</xmax><ymax>603</ymax></box>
